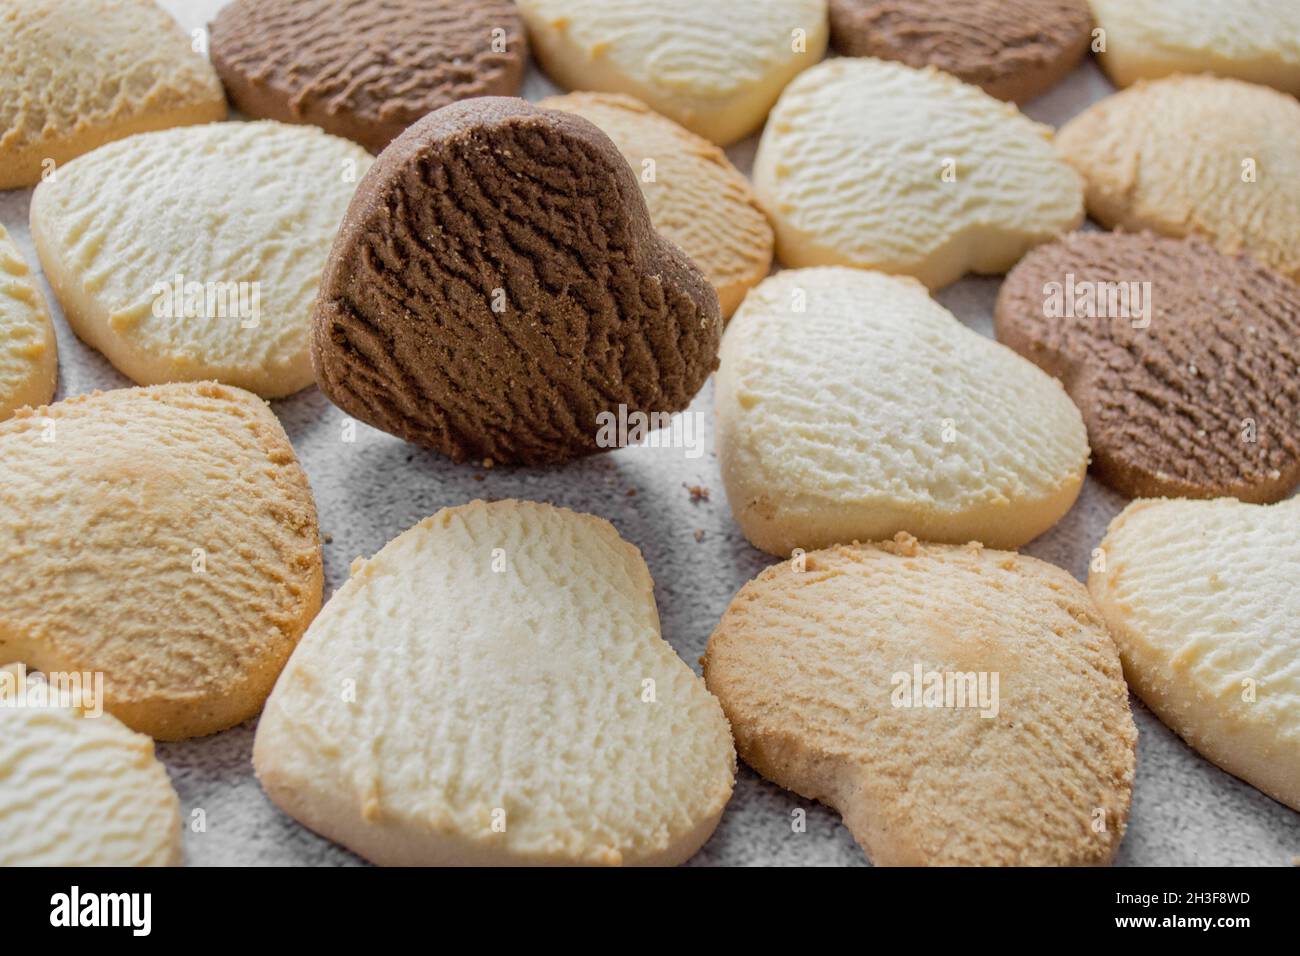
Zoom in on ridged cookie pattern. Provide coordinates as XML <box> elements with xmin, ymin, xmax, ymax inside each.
<box><xmin>0</xmin><ymin>382</ymin><xmax>323</xmax><ymax>740</ymax></box>
<box><xmin>716</xmin><ymin>268</ymin><xmax>1088</xmax><ymax>555</ymax></box>
<box><xmin>210</xmin><ymin>0</ymin><xmax>528</xmax><ymax>152</ymax></box>
<box><xmin>311</xmin><ymin>98</ymin><xmax>721</xmax><ymax>466</ymax></box>
<box><xmin>254</xmin><ymin>500</ymin><xmax>736</xmax><ymax>866</ymax></box>
<box><xmin>30</xmin><ymin>122</ymin><xmax>372</xmax><ymax>398</ymax></box>
<box><xmin>519</xmin><ymin>0</ymin><xmax>829</xmax><ymax>145</ymax></box>
<box><xmin>1089</xmin><ymin>498</ymin><xmax>1300</xmax><ymax>811</ymax></box>
<box><xmin>1089</xmin><ymin>0</ymin><xmax>1300</xmax><ymax>95</ymax></box>
<box><xmin>828</xmin><ymin>0</ymin><xmax>1093</xmax><ymax>102</ymax></box>
<box><xmin>0</xmin><ymin>691</ymin><xmax>182</xmax><ymax>866</ymax></box>
<box><xmin>703</xmin><ymin>535</ymin><xmax>1136</xmax><ymax>866</ymax></box>
<box><xmin>0</xmin><ymin>225</ymin><xmax>57</xmax><ymax>421</ymax></box>
<box><xmin>753</xmin><ymin>57</ymin><xmax>1084</xmax><ymax>288</ymax></box>
<box><xmin>539</xmin><ymin>92</ymin><xmax>774</xmax><ymax>318</ymax></box>
<box><xmin>1056</xmin><ymin>76</ymin><xmax>1300</xmax><ymax>283</ymax></box>
<box><xmin>996</xmin><ymin>231</ymin><xmax>1300</xmax><ymax>502</ymax></box>
<box><xmin>0</xmin><ymin>0</ymin><xmax>226</xmax><ymax>189</ymax></box>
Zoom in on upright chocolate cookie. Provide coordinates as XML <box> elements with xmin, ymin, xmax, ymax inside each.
<box><xmin>995</xmin><ymin>231</ymin><xmax>1300</xmax><ymax>502</ymax></box>
<box><xmin>311</xmin><ymin>97</ymin><xmax>722</xmax><ymax>466</ymax></box>
<box><xmin>828</xmin><ymin>0</ymin><xmax>1092</xmax><ymax>103</ymax></box>
<box><xmin>210</xmin><ymin>0</ymin><xmax>527</xmax><ymax>152</ymax></box>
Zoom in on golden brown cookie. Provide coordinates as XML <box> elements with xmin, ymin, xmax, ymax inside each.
<box><xmin>0</xmin><ymin>382</ymin><xmax>322</xmax><ymax>739</ymax></box>
<box><xmin>0</xmin><ymin>0</ymin><xmax>226</xmax><ymax>189</ymax></box>
<box><xmin>704</xmin><ymin>534</ymin><xmax>1137</xmax><ymax>866</ymax></box>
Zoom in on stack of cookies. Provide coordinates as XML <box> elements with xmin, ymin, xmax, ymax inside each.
<box><xmin>0</xmin><ymin>0</ymin><xmax>1296</xmax><ymax>867</ymax></box>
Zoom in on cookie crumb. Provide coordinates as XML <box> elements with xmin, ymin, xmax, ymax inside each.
<box><xmin>694</xmin><ymin>529</ymin><xmax>705</xmax><ymax>542</ymax></box>
<box><xmin>323</xmin><ymin>532</ymin><xmax>333</xmax><ymax>544</ymax></box>
<box><xmin>626</xmin><ymin>488</ymin><xmax>637</xmax><ymax>497</ymax></box>
<box><xmin>685</xmin><ymin>483</ymin><xmax>710</xmax><ymax>502</ymax></box>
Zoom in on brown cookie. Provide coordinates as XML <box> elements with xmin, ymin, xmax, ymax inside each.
<box><xmin>995</xmin><ymin>231</ymin><xmax>1300</xmax><ymax>502</ymax></box>
<box><xmin>209</xmin><ymin>0</ymin><xmax>528</xmax><ymax>152</ymax></box>
<box><xmin>828</xmin><ymin>0</ymin><xmax>1093</xmax><ymax>103</ymax></box>
<box><xmin>310</xmin><ymin>97</ymin><xmax>722</xmax><ymax>466</ymax></box>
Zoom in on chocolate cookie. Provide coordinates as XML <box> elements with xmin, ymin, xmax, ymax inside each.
<box><xmin>311</xmin><ymin>97</ymin><xmax>722</xmax><ymax>466</ymax></box>
<box><xmin>209</xmin><ymin>0</ymin><xmax>528</xmax><ymax>152</ymax></box>
<box><xmin>828</xmin><ymin>0</ymin><xmax>1092</xmax><ymax>103</ymax></box>
<box><xmin>995</xmin><ymin>231</ymin><xmax>1300</xmax><ymax>502</ymax></box>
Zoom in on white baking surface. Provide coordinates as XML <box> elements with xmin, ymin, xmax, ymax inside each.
<box><xmin>1</xmin><ymin>0</ymin><xmax>1295</xmax><ymax>866</ymax></box>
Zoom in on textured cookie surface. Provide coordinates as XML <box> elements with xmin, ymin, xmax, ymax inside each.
<box><xmin>30</xmin><ymin>122</ymin><xmax>371</xmax><ymax>398</ymax></box>
<box><xmin>0</xmin><ymin>677</ymin><xmax>182</xmax><ymax>866</ymax></box>
<box><xmin>0</xmin><ymin>226</ymin><xmax>56</xmax><ymax>421</ymax></box>
<box><xmin>254</xmin><ymin>499</ymin><xmax>736</xmax><ymax>866</ymax></box>
<box><xmin>0</xmin><ymin>383</ymin><xmax>323</xmax><ymax>740</ymax></box>
<box><xmin>828</xmin><ymin>0</ymin><xmax>1092</xmax><ymax>102</ymax></box>
<box><xmin>996</xmin><ymin>231</ymin><xmax>1300</xmax><ymax>502</ymax></box>
<box><xmin>1089</xmin><ymin>0</ymin><xmax>1300</xmax><ymax>95</ymax></box>
<box><xmin>753</xmin><ymin>58</ymin><xmax>1083</xmax><ymax>288</ymax></box>
<box><xmin>540</xmin><ymin>93</ymin><xmax>773</xmax><ymax>318</ymax></box>
<box><xmin>1057</xmin><ymin>76</ymin><xmax>1300</xmax><ymax>283</ymax></box>
<box><xmin>703</xmin><ymin>534</ymin><xmax>1136</xmax><ymax>866</ymax></box>
<box><xmin>0</xmin><ymin>0</ymin><xmax>226</xmax><ymax>190</ymax></box>
<box><xmin>1090</xmin><ymin>498</ymin><xmax>1300</xmax><ymax>811</ymax></box>
<box><xmin>312</xmin><ymin>98</ymin><xmax>721</xmax><ymax>466</ymax></box>
<box><xmin>717</xmin><ymin>268</ymin><xmax>1088</xmax><ymax>556</ymax></box>
<box><xmin>210</xmin><ymin>0</ymin><xmax>528</xmax><ymax>152</ymax></box>
<box><xmin>519</xmin><ymin>0</ymin><xmax>828</xmax><ymax>145</ymax></box>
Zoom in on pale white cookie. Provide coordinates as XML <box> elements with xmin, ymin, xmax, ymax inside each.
<box><xmin>1090</xmin><ymin>497</ymin><xmax>1300</xmax><ymax>811</ymax></box>
<box><xmin>716</xmin><ymin>268</ymin><xmax>1088</xmax><ymax>556</ymax></box>
<box><xmin>30</xmin><ymin>122</ymin><xmax>372</xmax><ymax>397</ymax></box>
<box><xmin>1089</xmin><ymin>0</ymin><xmax>1300</xmax><ymax>95</ymax></box>
<box><xmin>255</xmin><ymin>499</ymin><xmax>736</xmax><ymax>866</ymax></box>
<box><xmin>539</xmin><ymin>93</ymin><xmax>773</xmax><ymax>317</ymax></box>
<box><xmin>703</xmin><ymin>534</ymin><xmax>1137</xmax><ymax>866</ymax></box>
<box><xmin>0</xmin><ymin>225</ymin><xmax>56</xmax><ymax>420</ymax></box>
<box><xmin>1057</xmin><ymin>76</ymin><xmax>1300</xmax><ymax>283</ymax></box>
<box><xmin>519</xmin><ymin>0</ymin><xmax>828</xmax><ymax>145</ymax></box>
<box><xmin>0</xmin><ymin>382</ymin><xmax>323</xmax><ymax>740</ymax></box>
<box><xmin>0</xmin><ymin>665</ymin><xmax>182</xmax><ymax>866</ymax></box>
<box><xmin>753</xmin><ymin>57</ymin><xmax>1084</xmax><ymax>288</ymax></box>
<box><xmin>0</xmin><ymin>0</ymin><xmax>226</xmax><ymax>190</ymax></box>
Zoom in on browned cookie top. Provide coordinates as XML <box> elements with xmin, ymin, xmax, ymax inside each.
<box><xmin>209</xmin><ymin>0</ymin><xmax>527</xmax><ymax>152</ymax></box>
<box><xmin>995</xmin><ymin>231</ymin><xmax>1300</xmax><ymax>502</ymax></box>
<box><xmin>828</xmin><ymin>0</ymin><xmax>1092</xmax><ymax>102</ymax></box>
<box><xmin>311</xmin><ymin>97</ymin><xmax>722</xmax><ymax>467</ymax></box>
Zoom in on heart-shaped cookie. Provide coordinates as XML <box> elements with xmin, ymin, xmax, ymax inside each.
<box><xmin>210</xmin><ymin>0</ymin><xmax>528</xmax><ymax>152</ymax></box>
<box><xmin>0</xmin><ymin>0</ymin><xmax>226</xmax><ymax>189</ymax></box>
<box><xmin>828</xmin><ymin>0</ymin><xmax>1093</xmax><ymax>103</ymax></box>
<box><xmin>518</xmin><ymin>0</ymin><xmax>828</xmax><ymax>145</ymax></box>
<box><xmin>1056</xmin><ymin>75</ymin><xmax>1300</xmax><ymax>283</ymax></box>
<box><xmin>254</xmin><ymin>499</ymin><xmax>736</xmax><ymax>866</ymax></box>
<box><xmin>30</xmin><ymin>121</ymin><xmax>372</xmax><ymax>398</ymax></box>
<box><xmin>1088</xmin><ymin>0</ymin><xmax>1300</xmax><ymax>95</ymax></box>
<box><xmin>996</xmin><ymin>231</ymin><xmax>1300</xmax><ymax>502</ymax></box>
<box><xmin>703</xmin><ymin>533</ymin><xmax>1137</xmax><ymax>866</ymax></box>
<box><xmin>311</xmin><ymin>97</ymin><xmax>721</xmax><ymax>466</ymax></box>
<box><xmin>753</xmin><ymin>57</ymin><xmax>1083</xmax><ymax>288</ymax></box>
<box><xmin>716</xmin><ymin>267</ymin><xmax>1088</xmax><ymax>555</ymax></box>
<box><xmin>0</xmin><ymin>382</ymin><xmax>322</xmax><ymax>740</ymax></box>
<box><xmin>0</xmin><ymin>665</ymin><xmax>182</xmax><ymax>866</ymax></box>
<box><xmin>1090</xmin><ymin>497</ymin><xmax>1300</xmax><ymax>811</ymax></box>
